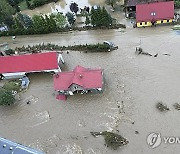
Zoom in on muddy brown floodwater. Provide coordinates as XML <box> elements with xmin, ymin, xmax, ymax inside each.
<box><xmin>0</xmin><ymin>26</ymin><xmax>180</xmax><ymax>154</ymax></box>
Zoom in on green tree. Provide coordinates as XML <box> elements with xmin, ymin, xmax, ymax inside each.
<box><xmin>54</xmin><ymin>13</ymin><xmax>66</xmax><ymax>28</ymax></box>
<box><xmin>175</xmin><ymin>0</ymin><xmax>180</xmax><ymax>8</ymax></box>
<box><xmin>105</xmin><ymin>0</ymin><xmax>120</xmax><ymax>9</ymax></box>
<box><xmin>90</xmin><ymin>7</ymin><xmax>96</xmax><ymax>26</ymax></box>
<box><xmin>96</xmin><ymin>6</ymin><xmax>102</xmax><ymax>27</ymax></box>
<box><xmin>32</xmin><ymin>15</ymin><xmax>47</xmax><ymax>33</ymax></box>
<box><xmin>4</xmin><ymin>16</ymin><xmax>14</xmax><ymax>29</ymax></box>
<box><xmin>0</xmin><ymin>88</ymin><xmax>15</xmax><ymax>106</ymax></box>
<box><xmin>90</xmin><ymin>6</ymin><xmax>113</xmax><ymax>27</ymax></box>
<box><xmin>49</xmin><ymin>14</ymin><xmax>57</xmax><ymax>32</ymax></box>
<box><xmin>26</xmin><ymin>0</ymin><xmax>31</xmax><ymax>8</ymax></box>
<box><xmin>16</xmin><ymin>13</ymin><xmax>33</xmax><ymax>29</ymax></box>
<box><xmin>0</xmin><ymin>0</ymin><xmax>15</xmax><ymax>27</ymax></box>
<box><xmin>101</xmin><ymin>6</ymin><xmax>112</xmax><ymax>26</ymax></box>
<box><xmin>85</xmin><ymin>15</ymin><xmax>90</xmax><ymax>25</ymax></box>
<box><xmin>23</xmin><ymin>14</ymin><xmax>33</xmax><ymax>28</ymax></box>
<box><xmin>66</xmin><ymin>12</ymin><xmax>76</xmax><ymax>26</ymax></box>
<box><xmin>14</xmin><ymin>17</ymin><xmax>24</xmax><ymax>29</ymax></box>
<box><xmin>70</xmin><ymin>2</ymin><xmax>79</xmax><ymax>14</ymax></box>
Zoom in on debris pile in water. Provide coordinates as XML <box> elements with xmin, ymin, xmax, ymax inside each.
<box><xmin>156</xmin><ymin>102</ymin><xmax>169</xmax><ymax>112</ymax></box>
<box><xmin>173</xmin><ymin>103</ymin><xmax>180</xmax><ymax>110</ymax></box>
<box><xmin>90</xmin><ymin>131</ymin><xmax>128</xmax><ymax>150</ymax></box>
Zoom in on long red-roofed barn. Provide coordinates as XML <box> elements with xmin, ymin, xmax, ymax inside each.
<box><xmin>136</xmin><ymin>1</ymin><xmax>174</xmax><ymax>27</ymax></box>
<box><xmin>53</xmin><ymin>65</ymin><xmax>104</xmax><ymax>99</ymax></box>
<box><xmin>0</xmin><ymin>52</ymin><xmax>64</xmax><ymax>79</ymax></box>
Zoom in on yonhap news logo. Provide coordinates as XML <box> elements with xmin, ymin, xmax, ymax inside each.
<box><xmin>147</xmin><ymin>132</ymin><xmax>180</xmax><ymax>149</ymax></box>
<box><xmin>147</xmin><ymin>133</ymin><xmax>162</xmax><ymax>148</ymax></box>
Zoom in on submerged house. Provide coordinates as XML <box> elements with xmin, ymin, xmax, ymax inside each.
<box><xmin>53</xmin><ymin>65</ymin><xmax>104</xmax><ymax>100</ymax></box>
<box><xmin>136</xmin><ymin>1</ymin><xmax>174</xmax><ymax>27</ymax></box>
<box><xmin>0</xmin><ymin>137</ymin><xmax>44</xmax><ymax>154</ymax></box>
<box><xmin>0</xmin><ymin>52</ymin><xmax>64</xmax><ymax>79</ymax></box>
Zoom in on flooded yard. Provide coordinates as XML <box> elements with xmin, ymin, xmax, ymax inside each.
<box><xmin>22</xmin><ymin>0</ymin><xmax>106</xmax><ymax>16</ymax></box>
<box><xmin>0</xmin><ymin>26</ymin><xmax>180</xmax><ymax>153</ymax></box>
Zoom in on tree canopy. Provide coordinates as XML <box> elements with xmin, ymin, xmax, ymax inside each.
<box><xmin>90</xmin><ymin>6</ymin><xmax>113</xmax><ymax>27</ymax></box>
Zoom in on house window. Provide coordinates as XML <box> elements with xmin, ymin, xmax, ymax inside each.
<box><xmin>145</xmin><ymin>22</ymin><xmax>147</xmax><ymax>25</ymax></box>
<box><xmin>167</xmin><ymin>20</ymin><xmax>169</xmax><ymax>22</ymax></box>
<box><xmin>151</xmin><ymin>12</ymin><xmax>156</xmax><ymax>16</ymax></box>
<box><xmin>140</xmin><ymin>23</ymin><xmax>142</xmax><ymax>25</ymax></box>
<box><xmin>161</xmin><ymin>20</ymin><xmax>163</xmax><ymax>23</ymax></box>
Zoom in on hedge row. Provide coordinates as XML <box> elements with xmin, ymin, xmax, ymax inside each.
<box><xmin>5</xmin><ymin>43</ymin><xmax>112</xmax><ymax>55</ymax></box>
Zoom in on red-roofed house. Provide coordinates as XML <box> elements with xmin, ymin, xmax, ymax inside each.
<box><xmin>53</xmin><ymin>65</ymin><xmax>104</xmax><ymax>98</ymax></box>
<box><xmin>0</xmin><ymin>52</ymin><xmax>64</xmax><ymax>79</ymax></box>
<box><xmin>136</xmin><ymin>1</ymin><xmax>174</xmax><ymax>27</ymax></box>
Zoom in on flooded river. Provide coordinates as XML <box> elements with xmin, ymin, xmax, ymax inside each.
<box><xmin>0</xmin><ymin>26</ymin><xmax>180</xmax><ymax>154</ymax></box>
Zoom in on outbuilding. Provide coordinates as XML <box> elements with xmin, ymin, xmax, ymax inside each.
<box><xmin>0</xmin><ymin>52</ymin><xmax>64</xmax><ymax>79</ymax></box>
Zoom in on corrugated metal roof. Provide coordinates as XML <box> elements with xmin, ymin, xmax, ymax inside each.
<box><xmin>0</xmin><ymin>137</ymin><xmax>44</xmax><ymax>154</ymax></box>
<box><xmin>136</xmin><ymin>1</ymin><xmax>174</xmax><ymax>22</ymax></box>
<box><xmin>53</xmin><ymin>65</ymin><xmax>103</xmax><ymax>90</ymax></box>
<box><xmin>0</xmin><ymin>52</ymin><xmax>59</xmax><ymax>74</ymax></box>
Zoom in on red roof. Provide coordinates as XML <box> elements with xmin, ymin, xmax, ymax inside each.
<box><xmin>136</xmin><ymin>1</ymin><xmax>174</xmax><ymax>22</ymax></box>
<box><xmin>0</xmin><ymin>52</ymin><xmax>59</xmax><ymax>74</ymax></box>
<box><xmin>53</xmin><ymin>65</ymin><xmax>103</xmax><ymax>90</ymax></box>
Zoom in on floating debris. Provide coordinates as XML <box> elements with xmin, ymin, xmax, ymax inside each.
<box><xmin>90</xmin><ymin>131</ymin><xmax>128</xmax><ymax>150</ymax></box>
<box><xmin>173</xmin><ymin>103</ymin><xmax>180</xmax><ymax>110</ymax></box>
<box><xmin>135</xmin><ymin>131</ymin><xmax>139</xmax><ymax>134</ymax></box>
<box><xmin>154</xmin><ymin>53</ymin><xmax>158</xmax><ymax>57</ymax></box>
<box><xmin>172</xmin><ymin>25</ymin><xmax>180</xmax><ymax>30</ymax></box>
<box><xmin>135</xmin><ymin>47</ymin><xmax>152</xmax><ymax>56</ymax></box>
<box><xmin>163</xmin><ymin>53</ymin><xmax>171</xmax><ymax>56</ymax></box>
<box><xmin>156</xmin><ymin>102</ymin><xmax>170</xmax><ymax>112</ymax></box>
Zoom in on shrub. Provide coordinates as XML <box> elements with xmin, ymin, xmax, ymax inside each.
<box><xmin>66</xmin><ymin>12</ymin><xmax>76</xmax><ymax>26</ymax></box>
<box><xmin>0</xmin><ymin>88</ymin><xmax>15</xmax><ymax>106</ymax></box>
<box><xmin>3</xmin><ymin>81</ymin><xmax>21</xmax><ymax>92</ymax></box>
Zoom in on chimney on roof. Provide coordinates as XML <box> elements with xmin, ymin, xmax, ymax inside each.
<box><xmin>79</xmin><ymin>74</ymin><xmax>83</xmax><ymax>78</ymax></box>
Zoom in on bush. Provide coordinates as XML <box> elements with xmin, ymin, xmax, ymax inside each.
<box><xmin>0</xmin><ymin>88</ymin><xmax>15</xmax><ymax>106</ymax></box>
<box><xmin>7</xmin><ymin>43</ymin><xmax>111</xmax><ymax>54</ymax></box>
<box><xmin>3</xmin><ymin>81</ymin><xmax>21</xmax><ymax>92</ymax></box>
